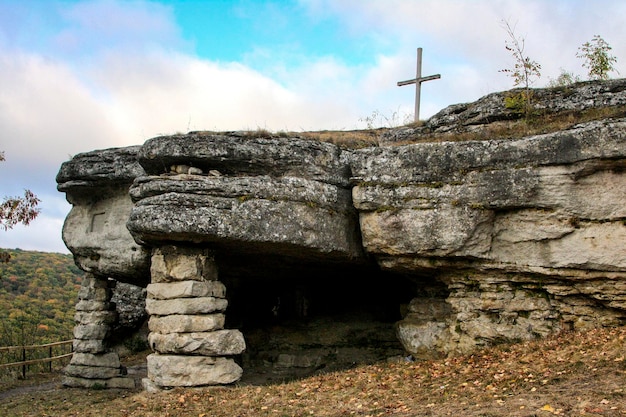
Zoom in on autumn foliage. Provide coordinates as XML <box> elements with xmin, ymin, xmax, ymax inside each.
<box><xmin>0</xmin><ymin>249</ymin><xmax>82</xmax><ymax>347</ymax></box>
<box><xmin>1</xmin><ymin>152</ymin><xmax>41</xmax><ymax>264</ymax></box>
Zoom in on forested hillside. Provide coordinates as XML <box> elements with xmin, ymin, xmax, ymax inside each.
<box><xmin>0</xmin><ymin>249</ymin><xmax>83</xmax><ymax>347</ymax></box>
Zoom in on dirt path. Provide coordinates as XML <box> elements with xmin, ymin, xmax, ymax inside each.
<box><xmin>0</xmin><ymin>364</ymin><xmax>147</xmax><ymax>400</ymax></box>
<box><xmin>0</xmin><ymin>380</ymin><xmax>61</xmax><ymax>401</ymax></box>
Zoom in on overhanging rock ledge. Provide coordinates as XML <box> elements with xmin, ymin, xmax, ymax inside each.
<box><xmin>56</xmin><ymin>79</ymin><xmax>626</xmax><ymax>388</ymax></box>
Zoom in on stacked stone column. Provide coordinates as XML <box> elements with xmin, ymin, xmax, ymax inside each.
<box><xmin>143</xmin><ymin>246</ymin><xmax>245</xmax><ymax>391</ymax></box>
<box><xmin>63</xmin><ymin>274</ymin><xmax>135</xmax><ymax>389</ymax></box>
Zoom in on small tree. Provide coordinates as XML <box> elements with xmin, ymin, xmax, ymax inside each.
<box><xmin>547</xmin><ymin>68</ymin><xmax>581</xmax><ymax>88</ymax></box>
<box><xmin>576</xmin><ymin>35</ymin><xmax>619</xmax><ymax>80</ymax></box>
<box><xmin>0</xmin><ymin>152</ymin><xmax>40</xmax><ymax>263</ymax></box>
<box><xmin>499</xmin><ymin>20</ymin><xmax>542</xmax><ymax>118</ymax></box>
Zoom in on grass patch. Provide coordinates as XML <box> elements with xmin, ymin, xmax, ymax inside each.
<box><xmin>1</xmin><ymin>326</ymin><xmax>624</xmax><ymax>416</ymax></box>
<box><xmin>395</xmin><ymin>105</ymin><xmax>626</xmax><ymax>146</ymax></box>
<box><xmin>299</xmin><ymin>129</ymin><xmax>382</xmax><ymax>148</ymax></box>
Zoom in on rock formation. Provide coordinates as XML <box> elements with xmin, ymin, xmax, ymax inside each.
<box><xmin>57</xmin><ymin>146</ymin><xmax>150</xmax><ymax>388</ymax></box>
<box><xmin>352</xmin><ymin>118</ymin><xmax>626</xmax><ymax>355</ymax></box>
<box><xmin>57</xmin><ymin>79</ymin><xmax>626</xmax><ymax>389</ymax></box>
<box><xmin>127</xmin><ymin>133</ymin><xmax>361</xmax><ymax>260</ymax></box>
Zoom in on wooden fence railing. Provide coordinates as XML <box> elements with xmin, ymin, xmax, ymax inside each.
<box><xmin>0</xmin><ymin>340</ymin><xmax>73</xmax><ymax>378</ymax></box>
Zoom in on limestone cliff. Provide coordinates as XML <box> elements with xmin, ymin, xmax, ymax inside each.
<box><xmin>352</xmin><ymin>118</ymin><xmax>625</xmax><ymax>355</ymax></box>
<box><xmin>57</xmin><ymin>79</ymin><xmax>626</xmax><ymax>388</ymax></box>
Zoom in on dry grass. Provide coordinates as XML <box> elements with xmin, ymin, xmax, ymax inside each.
<box><xmin>182</xmin><ymin>106</ymin><xmax>626</xmax><ymax>150</ymax></box>
<box><xmin>395</xmin><ymin>105</ymin><xmax>626</xmax><ymax>146</ymax></box>
<box><xmin>1</xmin><ymin>326</ymin><xmax>625</xmax><ymax>416</ymax></box>
<box><xmin>300</xmin><ymin>129</ymin><xmax>383</xmax><ymax>149</ymax></box>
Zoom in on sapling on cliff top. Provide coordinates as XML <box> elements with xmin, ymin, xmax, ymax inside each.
<box><xmin>577</xmin><ymin>35</ymin><xmax>619</xmax><ymax>81</ymax></box>
<box><xmin>499</xmin><ymin>20</ymin><xmax>542</xmax><ymax>119</ymax></box>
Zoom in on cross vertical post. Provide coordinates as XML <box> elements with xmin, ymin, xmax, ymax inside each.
<box><xmin>415</xmin><ymin>47</ymin><xmax>423</xmax><ymax>122</ymax></box>
<box><xmin>397</xmin><ymin>47</ymin><xmax>441</xmax><ymax>122</ymax></box>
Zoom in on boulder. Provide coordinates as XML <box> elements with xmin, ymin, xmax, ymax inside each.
<box><xmin>396</xmin><ymin>320</ymin><xmax>450</xmax><ymax>359</ymax></box>
<box><xmin>128</xmin><ymin>175</ymin><xmax>362</xmax><ymax>260</ymax></box>
<box><xmin>150</xmin><ymin>246</ymin><xmax>219</xmax><ymax>283</ymax></box>
<box><xmin>74</xmin><ymin>311</ymin><xmax>118</xmax><ymax>325</ymax></box>
<box><xmin>56</xmin><ymin>146</ymin><xmax>144</xmax><ymax>195</ymax></box>
<box><xmin>77</xmin><ymin>286</ymin><xmax>111</xmax><ymax>302</ymax></box>
<box><xmin>111</xmin><ymin>281</ymin><xmax>147</xmax><ymax>332</ymax></box>
<box><xmin>73</xmin><ymin>324</ymin><xmax>110</xmax><ymax>340</ymax></box>
<box><xmin>147</xmin><ymin>354</ymin><xmax>243</xmax><ymax>387</ymax></box>
<box><xmin>72</xmin><ymin>339</ymin><xmax>107</xmax><ymax>354</ymax></box>
<box><xmin>136</xmin><ymin>133</ymin><xmax>350</xmax><ymax>186</ymax></box>
<box><xmin>65</xmin><ymin>364</ymin><xmax>125</xmax><ymax>379</ymax></box>
<box><xmin>75</xmin><ymin>300</ymin><xmax>113</xmax><ymax>312</ymax></box>
<box><xmin>70</xmin><ymin>352</ymin><xmax>121</xmax><ymax>368</ymax></box>
<box><xmin>58</xmin><ymin>147</ymin><xmax>150</xmax><ymax>285</ymax></box>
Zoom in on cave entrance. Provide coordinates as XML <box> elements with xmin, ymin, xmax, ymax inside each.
<box><xmin>218</xmin><ymin>255</ymin><xmax>417</xmax><ymax>383</ymax></box>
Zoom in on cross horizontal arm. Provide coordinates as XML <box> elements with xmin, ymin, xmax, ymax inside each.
<box><xmin>397</xmin><ymin>74</ymin><xmax>441</xmax><ymax>87</ymax></box>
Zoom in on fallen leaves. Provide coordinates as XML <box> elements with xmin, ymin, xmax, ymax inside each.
<box><xmin>1</xmin><ymin>326</ymin><xmax>626</xmax><ymax>416</ymax></box>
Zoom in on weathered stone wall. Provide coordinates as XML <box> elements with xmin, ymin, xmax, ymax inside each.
<box><xmin>57</xmin><ymin>79</ymin><xmax>626</xmax><ymax>388</ymax></box>
<box><xmin>351</xmin><ymin>118</ymin><xmax>626</xmax><ymax>355</ymax></box>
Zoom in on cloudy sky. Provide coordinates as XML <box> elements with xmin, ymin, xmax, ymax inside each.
<box><xmin>1</xmin><ymin>0</ymin><xmax>625</xmax><ymax>254</ymax></box>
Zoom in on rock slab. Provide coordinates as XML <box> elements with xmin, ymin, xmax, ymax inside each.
<box><xmin>147</xmin><ymin>354</ymin><xmax>243</xmax><ymax>387</ymax></box>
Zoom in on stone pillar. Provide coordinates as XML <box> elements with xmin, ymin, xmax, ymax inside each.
<box><xmin>63</xmin><ymin>274</ymin><xmax>135</xmax><ymax>389</ymax></box>
<box><xmin>143</xmin><ymin>246</ymin><xmax>245</xmax><ymax>391</ymax></box>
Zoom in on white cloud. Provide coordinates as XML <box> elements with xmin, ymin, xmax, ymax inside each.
<box><xmin>89</xmin><ymin>50</ymin><xmax>318</xmax><ymax>134</ymax></box>
<box><xmin>0</xmin><ymin>50</ymin><xmax>127</xmax><ymax>167</ymax></box>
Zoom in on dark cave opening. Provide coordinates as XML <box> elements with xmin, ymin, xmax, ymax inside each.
<box><xmin>218</xmin><ymin>256</ymin><xmax>420</xmax><ymax>382</ymax></box>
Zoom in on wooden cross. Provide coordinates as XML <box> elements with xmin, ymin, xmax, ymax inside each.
<box><xmin>397</xmin><ymin>47</ymin><xmax>441</xmax><ymax>122</ymax></box>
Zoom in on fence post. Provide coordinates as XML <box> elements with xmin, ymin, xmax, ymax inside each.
<box><xmin>49</xmin><ymin>346</ymin><xmax>53</xmax><ymax>372</ymax></box>
<box><xmin>21</xmin><ymin>347</ymin><xmax>26</xmax><ymax>378</ymax></box>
